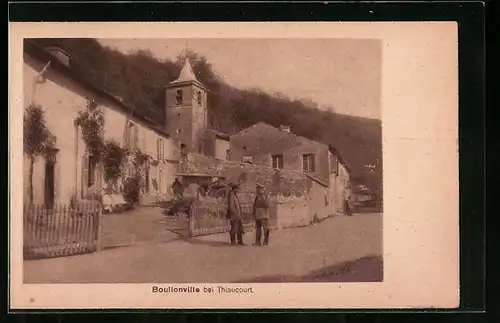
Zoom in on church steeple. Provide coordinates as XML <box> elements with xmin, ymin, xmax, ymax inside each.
<box><xmin>172</xmin><ymin>59</ymin><xmax>198</xmax><ymax>84</ymax></box>
<box><xmin>165</xmin><ymin>58</ymin><xmax>208</xmax><ymax>154</ymax></box>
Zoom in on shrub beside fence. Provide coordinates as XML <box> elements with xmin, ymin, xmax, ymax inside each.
<box><xmin>23</xmin><ymin>203</ymin><xmax>102</xmax><ymax>260</ymax></box>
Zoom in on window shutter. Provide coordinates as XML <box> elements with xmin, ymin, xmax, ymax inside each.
<box><xmin>159</xmin><ymin>170</ymin><xmax>163</xmax><ymax>194</ymax></box>
<box><xmin>134</xmin><ymin>126</ymin><xmax>139</xmax><ymax>149</ymax></box>
<box><xmin>303</xmin><ymin>156</ymin><xmax>307</xmax><ymax>172</ymax></box>
<box><xmin>160</xmin><ymin>140</ymin><xmax>163</xmax><ymax>160</ymax></box>
<box><xmin>156</xmin><ymin>138</ymin><xmax>160</xmax><ymax>160</ymax></box>
<box><xmin>81</xmin><ymin>154</ymin><xmax>89</xmax><ymax>198</ymax></box>
<box><xmin>311</xmin><ymin>154</ymin><xmax>316</xmax><ymax>172</ymax></box>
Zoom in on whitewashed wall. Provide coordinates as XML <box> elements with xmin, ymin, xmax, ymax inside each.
<box><xmin>24</xmin><ymin>56</ymin><xmax>87</xmax><ymax>205</ymax></box>
<box><xmin>23</xmin><ymin>54</ymin><xmax>178</xmax><ymax>206</ymax></box>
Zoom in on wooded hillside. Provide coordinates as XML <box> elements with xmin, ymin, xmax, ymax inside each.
<box><xmin>28</xmin><ymin>38</ymin><xmax>382</xmax><ymax>197</ymax></box>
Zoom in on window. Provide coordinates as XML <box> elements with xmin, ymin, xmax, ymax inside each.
<box><xmin>145</xmin><ymin>168</ymin><xmax>150</xmax><ymax>193</ymax></box>
<box><xmin>125</xmin><ymin>122</ymin><xmax>139</xmax><ymax>149</ymax></box>
<box><xmin>197</xmin><ymin>91</ymin><xmax>202</xmax><ymax>105</ymax></box>
<box><xmin>133</xmin><ymin>126</ymin><xmax>139</xmax><ymax>149</ymax></box>
<box><xmin>180</xmin><ymin>143</ymin><xmax>187</xmax><ymax>157</ymax></box>
<box><xmin>88</xmin><ymin>155</ymin><xmax>97</xmax><ymax>187</ymax></box>
<box><xmin>226</xmin><ymin>149</ymin><xmax>231</xmax><ymax>161</ymax></box>
<box><xmin>157</xmin><ymin>138</ymin><xmax>164</xmax><ymax>160</ymax></box>
<box><xmin>330</xmin><ymin>154</ymin><xmax>339</xmax><ymax>174</ymax></box>
<box><xmin>272</xmin><ymin>154</ymin><xmax>284</xmax><ymax>169</ymax></box>
<box><xmin>302</xmin><ymin>154</ymin><xmax>315</xmax><ymax>173</ymax></box>
<box><xmin>242</xmin><ymin>155</ymin><xmax>254</xmax><ymax>164</ymax></box>
<box><xmin>158</xmin><ymin>170</ymin><xmax>163</xmax><ymax>194</ymax></box>
<box><xmin>176</xmin><ymin>90</ymin><xmax>183</xmax><ymax>105</ymax></box>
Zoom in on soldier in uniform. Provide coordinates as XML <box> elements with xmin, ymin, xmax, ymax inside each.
<box><xmin>252</xmin><ymin>183</ymin><xmax>271</xmax><ymax>246</ymax></box>
<box><xmin>227</xmin><ymin>183</ymin><xmax>245</xmax><ymax>245</ymax></box>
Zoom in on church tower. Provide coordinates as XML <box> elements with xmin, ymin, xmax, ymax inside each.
<box><xmin>165</xmin><ymin>60</ymin><xmax>208</xmax><ymax>153</ymax></box>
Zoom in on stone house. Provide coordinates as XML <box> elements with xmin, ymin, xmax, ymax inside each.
<box><xmin>229</xmin><ymin>122</ymin><xmax>331</xmax><ymax>184</ymax></box>
<box><xmin>229</xmin><ymin>122</ymin><xmax>352</xmax><ymax>214</ymax></box>
<box><xmin>23</xmin><ymin>39</ymin><xmax>179</xmax><ymax>206</ymax></box>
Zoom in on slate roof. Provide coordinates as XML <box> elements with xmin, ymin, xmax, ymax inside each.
<box><xmin>24</xmin><ymin>39</ymin><xmax>170</xmax><ymax>138</ymax></box>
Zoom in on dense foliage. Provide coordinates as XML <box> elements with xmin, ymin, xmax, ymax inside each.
<box><xmin>28</xmin><ymin>38</ymin><xmax>382</xmax><ymax>197</ymax></box>
<box><xmin>102</xmin><ymin>139</ymin><xmax>126</xmax><ymax>184</ymax></box>
<box><xmin>74</xmin><ymin>99</ymin><xmax>105</xmax><ymax>166</ymax></box>
<box><xmin>23</xmin><ymin>103</ymin><xmax>56</xmax><ymax>204</ymax></box>
<box><xmin>23</xmin><ymin>103</ymin><xmax>56</xmax><ymax>158</ymax></box>
<box><xmin>122</xmin><ymin>177</ymin><xmax>141</xmax><ymax>204</ymax></box>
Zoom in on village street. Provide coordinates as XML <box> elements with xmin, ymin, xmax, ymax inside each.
<box><xmin>24</xmin><ymin>208</ymin><xmax>383</xmax><ymax>284</ymax></box>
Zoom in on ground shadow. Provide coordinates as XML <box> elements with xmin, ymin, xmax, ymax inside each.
<box><xmin>178</xmin><ymin>236</ymin><xmax>237</xmax><ymax>248</ymax></box>
<box><xmin>232</xmin><ymin>255</ymin><xmax>383</xmax><ymax>283</ymax></box>
<box><xmin>352</xmin><ymin>204</ymin><xmax>383</xmax><ymax>214</ymax></box>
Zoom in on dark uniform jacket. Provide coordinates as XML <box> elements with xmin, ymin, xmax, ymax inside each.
<box><xmin>253</xmin><ymin>193</ymin><xmax>270</xmax><ymax>220</ymax></box>
<box><xmin>227</xmin><ymin>191</ymin><xmax>242</xmax><ymax>220</ymax></box>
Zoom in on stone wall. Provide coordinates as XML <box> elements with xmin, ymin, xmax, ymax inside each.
<box><xmin>276</xmin><ymin>195</ymin><xmax>310</xmax><ymax>229</ymax></box>
<box><xmin>181</xmin><ymin>153</ymin><xmax>311</xmax><ymax>196</ymax></box>
<box><xmin>182</xmin><ymin>153</ymin><xmax>338</xmax><ymax>230</ymax></box>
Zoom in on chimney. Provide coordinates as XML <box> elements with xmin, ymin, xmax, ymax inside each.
<box><xmin>280</xmin><ymin>125</ymin><xmax>291</xmax><ymax>133</ymax></box>
<box><xmin>45</xmin><ymin>46</ymin><xmax>71</xmax><ymax>67</ymax></box>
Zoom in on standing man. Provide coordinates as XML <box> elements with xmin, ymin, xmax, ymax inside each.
<box><xmin>343</xmin><ymin>183</ymin><xmax>352</xmax><ymax>216</ymax></box>
<box><xmin>227</xmin><ymin>183</ymin><xmax>245</xmax><ymax>245</ymax></box>
<box><xmin>172</xmin><ymin>177</ymin><xmax>183</xmax><ymax>201</ymax></box>
<box><xmin>253</xmin><ymin>183</ymin><xmax>271</xmax><ymax>246</ymax></box>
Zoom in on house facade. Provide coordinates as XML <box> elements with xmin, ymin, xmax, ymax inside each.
<box><xmin>229</xmin><ymin>122</ymin><xmax>352</xmax><ymax>214</ymax></box>
<box><xmin>23</xmin><ymin>40</ymin><xmax>178</xmax><ymax>206</ymax></box>
<box><xmin>328</xmin><ymin>146</ymin><xmax>352</xmax><ymax>213</ymax></box>
<box><xmin>229</xmin><ymin>123</ymin><xmax>331</xmax><ymax>184</ymax></box>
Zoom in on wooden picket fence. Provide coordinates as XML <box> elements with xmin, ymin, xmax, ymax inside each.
<box><xmin>23</xmin><ymin>203</ymin><xmax>103</xmax><ymax>260</ymax></box>
<box><xmin>189</xmin><ymin>191</ymin><xmax>277</xmax><ymax>237</ymax></box>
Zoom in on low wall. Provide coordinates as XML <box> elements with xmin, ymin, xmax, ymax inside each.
<box><xmin>276</xmin><ymin>199</ymin><xmax>310</xmax><ymax>229</ymax></box>
<box><xmin>181</xmin><ymin>153</ymin><xmax>311</xmax><ymax>195</ymax></box>
<box><xmin>182</xmin><ymin>153</ymin><xmax>335</xmax><ymax>230</ymax></box>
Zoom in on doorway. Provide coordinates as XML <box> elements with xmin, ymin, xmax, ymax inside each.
<box><xmin>44</xmin><ymin>160</ymin><xmax>55</xmax><ymax>208</ymax></box>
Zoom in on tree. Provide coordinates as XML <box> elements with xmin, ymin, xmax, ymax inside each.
<box><xmin>23</xmin><ymin>104</ymin><xmax>55</xmax><ymax>204</ymax></box>
<box><xmin>74</xmin><ymin>99</ymin><xmax>105</xmax><ymax>167</ymax></box>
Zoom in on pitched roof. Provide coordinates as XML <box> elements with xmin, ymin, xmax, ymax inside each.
<box><xmin>171</xmin><ymin>59</ymin><xmax>198</xmax><ymax>84</ymax></box>
<box><xmin>231</xmin><ymin>122</ymin><xmax>328</xmax><ymax>152</ymax></box>
<box><xmin>204</xmin><ymin>129</ymin><xmax>230</xmax><ymax>141</ymax></box>
<box><xmin>328</xmin><ymin>145</ymin><xmax>352</xmax><ymax>174</ymax></box>
<box><xmin>230</xmin><ymin>122</ymin><xmax>304</xmax><ymax>153</ymax></box>
<box><xmin>232</xmin><ymin>121</ymin><xmax>353</xmax><ymax>174</ymax></box>
<box><xmin>23</xmin><ymin>39</ymin><xmax>170</xmax><ymax>139</ymax></box>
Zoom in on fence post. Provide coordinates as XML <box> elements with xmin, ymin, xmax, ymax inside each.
<box><xmin>95</xmin><ymin>205</ymin><xmax>103</xmax><ymax>252</ymax></box>
<box><xmin>188</xmin><ymin>208</ymin><xmax>195</xmax><ymax>237</ymax></box>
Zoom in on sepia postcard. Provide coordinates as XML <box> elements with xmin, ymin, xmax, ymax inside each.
<box><xmin>9</xmin><ymin>22</ymin><xmax>459</xmax><ymax>310</ymax></box>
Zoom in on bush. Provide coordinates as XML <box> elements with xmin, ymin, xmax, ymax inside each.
<box><xmin>122</xmin><ymin>177</ymin><xmax>141</xmax><ymax>204</ymax></box>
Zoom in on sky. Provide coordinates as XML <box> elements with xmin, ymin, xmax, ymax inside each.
<box><xmin>98</xmin><ymin>38</ymin><xmax>382</xmax><ymax>120</ymax></box>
